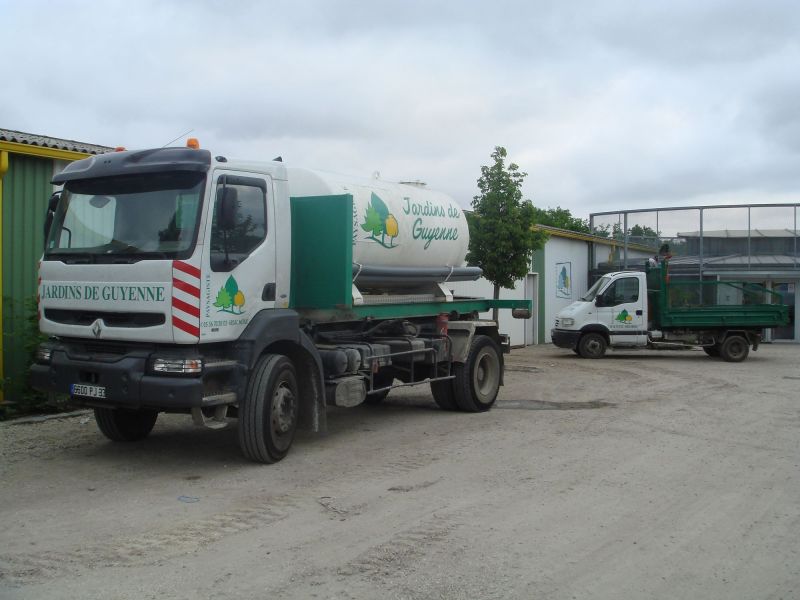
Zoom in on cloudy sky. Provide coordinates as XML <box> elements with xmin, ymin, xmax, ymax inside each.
<box><xmin>2</xmin><ymin>0</ymin><xmax>799</xmax><ymax>218</ymax></box>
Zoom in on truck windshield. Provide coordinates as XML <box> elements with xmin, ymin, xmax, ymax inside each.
<box><xmin>581</xmin><ymin>275</ymin><xmax>611</xmax><ymax>302</ymax></box>
<box><xmin>44</xmin><ymin>171</ymin><xmax>205</xmax><ymax>262</ymax></box>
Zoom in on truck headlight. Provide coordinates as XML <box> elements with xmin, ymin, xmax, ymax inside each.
<box><xmin>150</xmin><ymin>357</ymin><xmax>203</xmax><ymax>375</ymax></box>
<box><xmin>560</xmin><ymin>318</ymin><xmax>575</xmax><ymax>327</ymax></box>
<box><xmin>35</xmin><ymin>345</ymin><xmax>53</xmax><ymax>364</ymax></box>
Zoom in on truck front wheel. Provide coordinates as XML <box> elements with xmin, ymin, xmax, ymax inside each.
<box><xmin>720</xmin><ymin>335</ymin><xmax>749</xmax><ymax>362</ymax></box>
<box><xmin>452</xmin><ymin>335</ymin><xmax>502</xmax><ymax>412</ymax></box>
<box><xmin>94</xmin><ymin>408</ymin><xmax>158</xmax><ymax>442</ymax></box>
<box><xmin>239</xmin><ymin>354</ymin><xmax>298</xmax><ymax>463</ymax></box>
<box><xmin>578</xmin><ymin>333</ymin><xmax>607</xmax><ymax>359</ymax></box>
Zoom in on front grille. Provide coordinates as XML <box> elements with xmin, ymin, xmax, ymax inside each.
<box><xmin>45</xmin><ymin>309</ymin><xmax>165</xmax><ymax>328</ymax></box>
<box><xmin>554</xmin><ymin>318</ymin><xmax>560</xmax><ymax>327</ymax></box>
<box><xmin>83</xmin><ymin>343</ymin><xmax>128</xmax><ymax>355</ymax></box>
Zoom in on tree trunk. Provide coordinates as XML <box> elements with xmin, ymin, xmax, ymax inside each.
<box><xmin>492</xmin><ymin>283</ymin><xmax>500</xmax><ymax>323</ymax></box>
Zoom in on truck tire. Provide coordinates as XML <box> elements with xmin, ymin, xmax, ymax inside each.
<box><xmin>365</xmin><ymin>371</ymin><xmax>394</xmax><ymax>405</ymax></box>
<box><xmin>94</xmin><ymin>408</ymin><xmax>158</xmax><ymax>442</ymax></box>
<box><xmin>578</xmin><ymin>333</ymin><xmax>607</xmax><ymax>359</ymax></box>
<box><xmin>430</xmin><ymin>379</ymin><xmax>459</xmax><ymax>411</ymax></box>
<box><xmin>703</xmin><ymin>344</ymin><xmax>720</xmax><ymax>357</ymax></box>
<box><xmin>451</xmin><ymin>335</ymin><xmax>502</xmax><ymax>412</ymax></box>
<box><xmin>720</xmin><ymin>335</ymin><xmax>749</xmax><ymax>363</ymax></box>
<box><xmin>239</xmin><ymin>354</ymin><xmax>298</xmax><ymax>463</ymax></box>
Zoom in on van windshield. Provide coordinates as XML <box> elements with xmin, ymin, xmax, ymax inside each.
<box><xmin>44</xmin><ymin>171</ymin><xmax>205</xmax><ymax>262</ymax></box>
<box><xmin>581</xmin><ymin>276</ymin><xmax>611</xmax><ymax>302</ymax></box>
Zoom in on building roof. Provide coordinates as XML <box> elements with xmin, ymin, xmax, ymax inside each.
<box><xmin>0</xmin><ymin>128</ymin><xmax>111</xmax><ymax>156</ymax></box>
<box><xmin>678</xmin><ymin>229</ymin><xmax>799</xmax><ymax>238</ymax></box>
<box><xmin>534</xmin><ymin>224</ymin><xmax>658</xmax><ymax>252</ymax></box>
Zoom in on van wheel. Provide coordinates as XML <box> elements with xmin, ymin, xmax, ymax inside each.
<box><xmin>94</xmin><ymin>408</ymin><xmax>158</xmax><ymax>442</ymax></box>
<box><xmin>578</xmin><ymin>333</ymin><xmax>607</xmax><ymax>359</ymax></box>
<box><xmin>720</xmin><ymin>335</ymin><xmax>749</xmax><ymax>362</ymax></box>
<box><xmin>239</xmin><ymin>354</ymin><xmax>298</xmax><ymax>463</ymax></box>
<box><xmin>452</xmin><ymin>335</ymin><xmax>502</xmax><ymax>412</ymax></box>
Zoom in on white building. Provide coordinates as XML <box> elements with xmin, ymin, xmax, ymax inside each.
<box><xmin>451</xmin><ymin>226</ymin><xmax>653</xmax><ymax>346</ymax></box>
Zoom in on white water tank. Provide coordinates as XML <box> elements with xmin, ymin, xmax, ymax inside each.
<box><xmin>287</xmin><ymin>168</ymin><xmax>471</xmax><ymax>270</ymax></box>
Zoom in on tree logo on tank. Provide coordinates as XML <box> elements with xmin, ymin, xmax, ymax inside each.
<box><xmin>213</xmin><ymin>275</ymin><xmax>246</xmax><ymax>314</ymax></box>
<box><xmin>361</xmin><ymin>193</ymin><xmax>398</xmax><ymax>248</ymax></box>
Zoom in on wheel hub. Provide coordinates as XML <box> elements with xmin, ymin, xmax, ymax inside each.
<box><xmin>272</xmin><ymin>385</ymin><xmax>295</xmax><ymax>434</ymax></box>
<box><xmin>474</xmin><ymin>352</ymin><xmax>499</xmax><ymax>397</ymax></box>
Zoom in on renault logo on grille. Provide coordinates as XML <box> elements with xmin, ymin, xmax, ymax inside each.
<box><xmin>91</xmin><ymin>320</ymin><xmax>102</xmax><ymax>338</ymax></box>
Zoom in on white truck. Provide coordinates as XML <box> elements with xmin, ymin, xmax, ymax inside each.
<box><xmin>551</xmin><ymin>264</ymin><xmax>788</xmax><ymax>362</ymax></box>
<box><xmin>31</xmin><ymin>143</ymin><xmax>530</xmax><ymax>462</ymax></box>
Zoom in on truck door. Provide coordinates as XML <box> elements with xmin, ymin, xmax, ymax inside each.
<box><xmin>200</xmin><ymin>172</ymin><xmax>276</xmax><ymax>341</ymax></box>
<box><xmin>596</xmin><ymin>275</ymin><xmax>647</xmax><ymax>346</ymax></box>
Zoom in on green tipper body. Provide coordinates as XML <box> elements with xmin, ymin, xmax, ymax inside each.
<box><xmin>648</xmin><ymin>262</ymin><xmax>789</xmax><ymax>329</ymax></box>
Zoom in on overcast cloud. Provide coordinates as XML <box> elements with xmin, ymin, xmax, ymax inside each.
<box><xmin>1</xmin><ymin>0</ymin><xmax>799</xmax><ymax>216</ymax></box>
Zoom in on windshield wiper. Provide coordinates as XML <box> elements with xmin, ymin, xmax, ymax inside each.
<box><xmin>44</xmin><ymin>252</ymin><xmax>97</xmax><ymax>264</ymax></box>
<box><xmin>100</xmin><ymin>242</ymin><xmax>168</xmax><ymax>261</ymax></box>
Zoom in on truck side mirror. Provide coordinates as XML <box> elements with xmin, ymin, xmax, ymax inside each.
<box><xmin>217</xmin><ymin>187</ymin><xmax>238</xmax><ymax>231</ymax></box>
<box><xmin>43</xmin><ymin>191</ymin><xmax>61</xmax><ymax>246</ymax></box>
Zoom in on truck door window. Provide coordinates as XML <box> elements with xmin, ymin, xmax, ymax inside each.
<box><xmin>210</xmin><ymin>175</ymin><xmax>267</xmax><ymax>272</ymax></box>
<box><xmin>605</xmin><ymin>277</ymin><xmax>639</xmax><ymax>305</ymax></box>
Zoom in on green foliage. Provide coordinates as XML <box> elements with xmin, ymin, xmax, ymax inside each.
<box><xmin>467</xmin><ymin>147</ymin><xmax>547</xmax><ymax>292</ymax></box>
<box><xmin>532</xmin><ymin>206</ymin><xmax>591</xmax><ymax>234</ymax></box>
<box><xmin>1</xmin><ymin>296</ymin><xmax>70</xmax><ymax>419</ymax></box>
<box><xmin>594</xmin><ymin>222</ymin><xmax>660</xmax><ymax>243</ymax></box>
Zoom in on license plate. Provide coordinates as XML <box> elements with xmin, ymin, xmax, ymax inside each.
<box><xmin>71</xmin><ymin>384</ymin><xmax>106</xmax><ymax>399</ymax></box>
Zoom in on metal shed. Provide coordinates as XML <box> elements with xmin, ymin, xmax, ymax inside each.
<box><xmin>0</xmin><ymin>128</ymin><xmax>110</xmax><ymax>404</ymax></box>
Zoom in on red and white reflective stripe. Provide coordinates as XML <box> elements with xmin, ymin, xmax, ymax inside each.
<box><xmin>172</xmin><ymin>260</ymin><xmax>201</xmax><ymax>338</ymax></box>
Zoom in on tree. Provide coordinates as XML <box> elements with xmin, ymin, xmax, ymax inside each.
<box><xmin>466</xmin><ymin>147</ymin><xmax>547</xmax><ymax>321</ymax></box>
<box><xmin>531</xmin><ymin>206</ymin><xmax>591</xmax><ymax>234</ymax></box>
<box><xmin>595</xmin><ymin>222</ymin><xmax>660</xmax><ymax>244</ymax></box>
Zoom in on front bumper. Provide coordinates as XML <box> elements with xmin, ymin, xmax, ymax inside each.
<box><xmin>551</xmin><ymin>328</ymin><xmax>581</xmax><ymax>350</ymax></box>
<box><xmin>30</xmin><ymin>345</ymin><xmax>207</xmax><ymax>411</ymax></box>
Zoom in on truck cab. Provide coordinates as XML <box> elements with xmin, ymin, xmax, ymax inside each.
<box><xmin>552</xmin><ymin>271</ymin><xmax>649</xmax><ymax>357</ymax></box>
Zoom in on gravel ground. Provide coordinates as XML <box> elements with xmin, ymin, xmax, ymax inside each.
<box><xmin>1</xmin><ymin>343</ymin><xmax>798</xmax><ymax>599</ymax></box>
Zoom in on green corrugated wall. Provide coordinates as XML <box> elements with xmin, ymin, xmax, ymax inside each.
<box><xmin>532</xmin><ymin>247</ymin><xmax>546</xmax><ymax>344</ymax></box>
<box><xmin>3</xmin><ymin>154</ymin><xmax>52</xmax><ymax>400</ymax></box>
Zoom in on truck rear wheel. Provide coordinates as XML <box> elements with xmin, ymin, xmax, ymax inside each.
<box><xmin>452</xmin><ymin>335</ymin><xmax>502</xmax><ymax>412</ymax></box>
<box><xmin>94</xmin><ymin>408</ymin><xmax>158</xmax><ymax>442</ymax></box>
<box><xmin>239</xmin><ymin>354</ymin><xmax>298</xmax><ymax>463</ymax></box>
<box><xmin>578</xmin><ymin>333</ymin><xmax>607</xmax><ymax>359</ymax></box>
<box><xmin>430</xmin><ymin>379</ymin><xmax>459</xmax><ymax>411</ymax></box>
<box><xmin>720</xmin><ymin>335</ymin><xmax>749</xmax><ymax>362</ymax></box>
<box><xmin>703</xmin><ymin>344</ymin><xmax>720</xmax><ymax>357</ymax></box>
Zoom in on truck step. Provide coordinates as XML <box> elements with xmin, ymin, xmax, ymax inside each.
<box><xmin>191</xmin><ymin>405</ymin><xmax>229</xmax><ymax>430</ymax></box>
<box><xmin>201</xmin><ymin>392</ymin><xmax>237</xmax><ymax>406</ymax></box>
<box><xmin>203</xmin><ymin>360</ymin><xmax>240</xmax><ymax>372</ymax></box>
